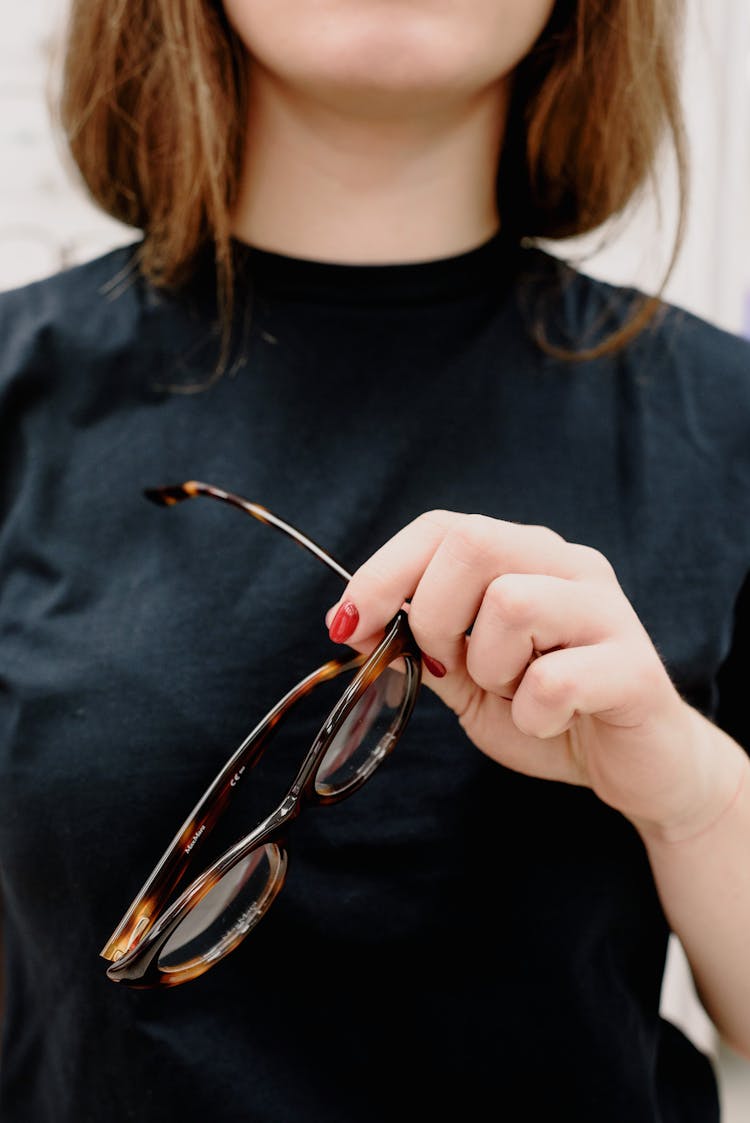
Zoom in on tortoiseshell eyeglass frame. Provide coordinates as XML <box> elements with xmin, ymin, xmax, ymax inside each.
<box><xmin>101</xmin><ymin>481</ymin><xmax>422</xmax><ymax>989</ymax></box>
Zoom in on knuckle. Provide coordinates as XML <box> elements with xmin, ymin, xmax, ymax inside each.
<box><xmin>569</xmin><ymin>542</ymin><xmax>615</xmax><ymax>579</ymax></box>
<box><xmin>525</xmin><ymin>657</ymin><xmax>573</xmax><ymax>706</ymax></box>
<box><xmin>528</xmin><ymin>523</ymin><xmax>566</xmax><ymax>549</ymax></box>
<box><xmin>418</xmin><ymin>509</ymin><xmax>456</xmax><ymax>533</ymax></box>
<box><xmin>444</xmin><ymin>514</ymin><xmax>497</xmax><ymax>566</ymax></box>
<box><xmin>484</xmin><ymin>574</ymin><xmax>535</xmax><ymax>628</ymax></box>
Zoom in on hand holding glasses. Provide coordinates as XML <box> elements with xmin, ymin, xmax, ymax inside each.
<box><xmin>101</xmin><ymin>481</ymin><xmax>422</xmax><ymax>988</ymax></box>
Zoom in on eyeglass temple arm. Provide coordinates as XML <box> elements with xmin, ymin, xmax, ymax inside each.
<box><xmin>144</xmin><ymin>481</ymin><xmax>353</xmax><ymax>583</ymax></box>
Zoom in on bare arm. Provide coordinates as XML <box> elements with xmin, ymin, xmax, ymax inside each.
<box><xmin>638</xmin><ymin>714</ymin><xmax>750</xmax><ymax>1059</ymax></box>
<box><xmin>324</xmin><ymin>510</ymin><xmax>750</xmax><ymax>1057</ymax></box>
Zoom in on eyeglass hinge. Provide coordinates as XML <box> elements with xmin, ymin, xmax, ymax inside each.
<box><xmin>278</xmin><ymin>794</ymin><xmax>297</xmax><ymax>817</ymax></box>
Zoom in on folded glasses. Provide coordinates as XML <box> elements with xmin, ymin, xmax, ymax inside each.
<box><xmin>100</xmin><ymin>481</ymin><xmax>422</xmax><ymax>988</ymax></box>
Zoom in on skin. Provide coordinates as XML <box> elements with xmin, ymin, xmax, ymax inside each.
<box><xmin>224</xmin><ymin>0</ymin><xmax>750</xmax><ymax>1058</ymax></box>
<box><xmin>225</xmin><ymin>0</ymin><xmax>555</xmax><ymax>262</ymax></box>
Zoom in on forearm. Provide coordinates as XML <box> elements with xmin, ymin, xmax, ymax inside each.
<box><xmin>638</xmin><ymin>714</ymin><xmax>750</xmax><ymax>1058</ymax></box>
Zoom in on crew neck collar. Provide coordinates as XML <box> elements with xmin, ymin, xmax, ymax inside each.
<box><xmin>226</xmin><ymin>228</ymin><xmax>522</xmax><ymax>306</ymax></box>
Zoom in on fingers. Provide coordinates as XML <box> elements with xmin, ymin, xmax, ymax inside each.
<box><xmin>321</xmin><ymin>509</ymin><xmax>663</xmax><ymax>748</ymax></box>
<box><xmin>320</xmin><ymin>509</ymin><xmax>684</xmax><ymax>813</ymax></box>
<box><xmin>465</xmin><ymin>573</ymin><xmax>615</xmax><ymax>696</ymax></box>
<box><xmin>511</xmin><ymin>644</ymin><xmax>617</xmax><ymax>739</ymax></box>
<box><xmin>327</xmin><ymin>511</ymin><xmax>611</xmax><ymax>657</ymax></box>
<box><xmin>327</xmin><ymin>511</ymin><xmax>452</xmax><ymax>642</ymax></box>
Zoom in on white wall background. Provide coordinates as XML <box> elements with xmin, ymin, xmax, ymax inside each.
<box><xmin>560</xmin><ymin>0</ymin><xmax>750</xmax><ymax>340</ymax></box>
<box><xmin>1</xmin><ymin>1</ymin><xmax>749</xmax><ymax>1117</ymax></box>
<box><xmin>0</xmin><ymin>0</ymin><xmax>135</xmax><ymax>290</ymax></box>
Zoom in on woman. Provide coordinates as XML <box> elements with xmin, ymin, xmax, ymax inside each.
<box><xmin>1</xmin><ymin>0</ymin><xmax>748</xmax><ymax>1119</ymax></box>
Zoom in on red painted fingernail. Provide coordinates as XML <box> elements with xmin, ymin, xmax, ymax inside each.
<box><xmin>329</xmin><ymin>602</ymin><xmax>359</xmax><ymax>643</ymax></box>
<box><xmin>422</xmin><ymin>654</ymin><xmax>446</xmax><ymax>678</ymax></box>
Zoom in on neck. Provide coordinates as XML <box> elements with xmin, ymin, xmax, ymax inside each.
<box><xmin>230</xmin><ymin>66</ymin><xmax>510</xmax><ymax>264</ymax></box>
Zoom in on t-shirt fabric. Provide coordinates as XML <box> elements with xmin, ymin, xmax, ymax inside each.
<box><xmin>1</xmin><ymin>232</ymin><xmax>749</xmax><ymax>1122</ymax></box>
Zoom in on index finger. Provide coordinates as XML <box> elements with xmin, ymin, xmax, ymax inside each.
<box><xmin>326</xmin><ymin>509</ymin><xmax>603</xmax><ymax>646</ymax></box>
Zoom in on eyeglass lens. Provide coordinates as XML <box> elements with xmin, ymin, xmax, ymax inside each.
<box><xmin>155</xmin><ymin>661</ymin><xmax>409</xmax><ymax>974</ymax></box>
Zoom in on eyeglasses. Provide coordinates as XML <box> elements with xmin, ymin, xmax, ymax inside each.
<box><xmin>100</xmin><ymin>481</ymin><xmax>422</xmax><ymax>988</ymax></box>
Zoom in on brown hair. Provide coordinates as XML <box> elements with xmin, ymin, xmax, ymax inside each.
<box><xmin>58</xmin><ymin>0</ymin><xmax>687</xmax><ymax>363</ymax></box>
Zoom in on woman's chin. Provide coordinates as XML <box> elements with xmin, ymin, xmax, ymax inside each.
<box><xmin>253</xmin><ymin>49</ymin><xmax>504</xmax><ymax>120</ymax></box>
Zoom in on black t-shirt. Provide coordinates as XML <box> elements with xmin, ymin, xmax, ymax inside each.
<box><xmin>1</xmin><ymin>232</ymin><xmax>749</xmax><ymax>1122</ymax></box>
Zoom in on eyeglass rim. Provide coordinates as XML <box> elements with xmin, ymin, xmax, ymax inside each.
<box><xmin>103</xmin><ymin>610</ymin><xmax>421</xmax><ymax>988</ymax></box>
<box><xmin>102</xmin><ymin>480</ymin><xmax>422</xmax><ymax>987</ymax></box>
<box><xmin>100</xmin><ymin>650</ymin><xmax>366</xmax><ymax>965</ymax></box>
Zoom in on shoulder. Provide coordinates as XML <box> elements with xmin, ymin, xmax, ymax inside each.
<box><xmin>0</xmin><ymin>241</ymin><xmax>146</xmax><ymax>397</ymax></box>
<box><xmin>0</xmin><ymin>240</ymin><xmax>144</xmax><ymax>318</ymax></box>
<box><xmin>512</xmin><ymin>248</ymin><xmax>750</xmax><ymax>515</ymax></box>
<box><xmin>633</xmin><ymin>298</ymin><xmax>750</xmax><ymax>478</ymax></box>
<box><xmin>524</xmin><ymin>245</ymin><xmax>750</xmax><ymax>423</ymax></box>
<box><xmin>522</xmin><ymin>246</ymin><xmax>750</xmax><ymax>366</ymax></box>
<box><xmin>640</xmin><ymin>296</ymin><xmax>750</xmax><ymax>386</ymax></box>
